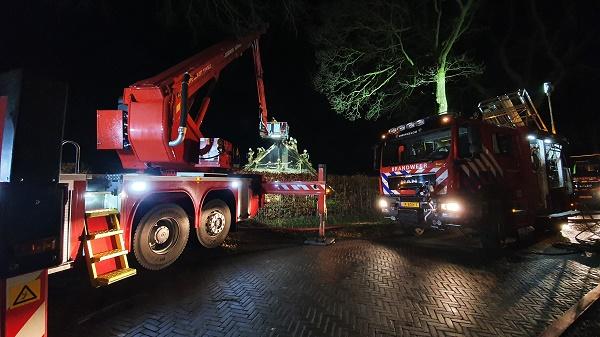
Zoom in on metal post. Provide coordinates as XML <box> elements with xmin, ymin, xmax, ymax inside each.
<box><xmin>543</xmin><ymin>82</ymin><xmax>556</xmax><ymax>135</ymax></box>
<box><xmin>304</xmin><ymin>164</ymin><xmax>334</xmax><ymax>246</ymax></box>
<box><xmin>1</xmin><ymin>270</ymin><xmax>48</xmax><ymax>337</ymax></box>
<box><xmin>318</xmin><ymin>164</ymin><xmax>327</xmax><ymax>238</ymax></box>
<box><xmin>548</xmin><ymin>93</ymin><xmax>556</xmax><ymax>134</ymax></box>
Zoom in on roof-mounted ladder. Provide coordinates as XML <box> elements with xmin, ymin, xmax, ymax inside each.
<box><xmin>477</xmin><ymin>89</ymin><xmax>548</xmax><ymax>131</ymax></box>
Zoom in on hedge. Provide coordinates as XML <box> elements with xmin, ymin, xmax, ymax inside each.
<box><xmin>254</xmin><ymin>174</ymin><xmax>384</xmax><ymax>228</ymax></box>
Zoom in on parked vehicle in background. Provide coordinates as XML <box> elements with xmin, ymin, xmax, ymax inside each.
<box><xmin>376</xmin><ymin>90</ymin><xmax>573</xmax><ymax>248</ymax></box>
<box><xmin>571</xmin><ymin>154</ymin><xmax>600</xmax><ymax>209</ymax></box>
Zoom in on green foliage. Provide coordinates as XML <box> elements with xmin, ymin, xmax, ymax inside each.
<box><xmin>255</xmin><ymin>175</ymin><xmax>384</xmax><ymax>228</ymax></box>
<box><xmin>312</xmin><ymin>0</ymin><xmax>482</xmax><ymax>119</ymax></box>
<box><xmin>156</xmin><ymin>0</ymin><xmax>306</xmax><ymax>41</ymax></box>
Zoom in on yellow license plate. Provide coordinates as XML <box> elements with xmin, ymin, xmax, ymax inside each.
<box><xmin>400</xmin><ymin>202</ymin><xmax>420</xmax><ymax>208</ymax></box>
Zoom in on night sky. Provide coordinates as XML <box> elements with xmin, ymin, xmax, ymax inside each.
<box><xmin>2</xmin><ymin>1</ymin><xmax>599</xmax><ymax>175</ymax></box>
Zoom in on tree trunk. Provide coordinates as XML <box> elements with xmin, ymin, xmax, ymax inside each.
<box><xmin>435</xmin><ymin>66</ymin><xmax>447</xmax><ymax>114</ymax></box>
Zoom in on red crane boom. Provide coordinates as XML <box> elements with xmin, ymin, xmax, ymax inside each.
<box><xmin>97</xmin><ymin>30</ymin><xmax>270</xmax><ymax>171</ymax></box>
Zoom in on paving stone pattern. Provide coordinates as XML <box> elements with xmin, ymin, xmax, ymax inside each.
<box><xmin>50</xmin><ymin>239</ymin><xmax>600</xmax><ymax>337</ymax></box>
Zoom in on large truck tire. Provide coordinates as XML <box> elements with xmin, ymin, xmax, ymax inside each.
<box><xmin>197</xmin><ymin>199</ymin><xmax>231</xmax><ymax>248</ymax></box>
<box><xmin>133</xmin><ymin>203</ymin><xmax>190</xmax><ymax>270</ymax></box>
<box><xmin>480</xmin><ymin>199</ymin><xmax>507</xmax><ymax>251</ymax></box>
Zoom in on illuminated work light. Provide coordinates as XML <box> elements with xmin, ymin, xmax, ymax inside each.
<box><xmin>544</xmin><ymin>138</ymin><xmax>553</xmax><ymax>144</ymax></box>
<box><xmin>526</xmin><ymin>134</ymin><xmax>536</xmax><ymax>141</ymax></box>
<box><xmin>230</xmin><ymin>180</ymin><xmax>241</xmax><ymax>188</ymax></box>
<box><xmin>378</xmin><ymin>198</ymin><xmax>389</xmax><ymax>208</ymax></box>
<box><xmin>440</xmin><ymin>201</ymin><xmax>462</xmax><ymax>212</ymax></box>
<box><xmin>130</xmin><ymin>181</ymin><xmax>148</xmax><ymax>192</ymax></box>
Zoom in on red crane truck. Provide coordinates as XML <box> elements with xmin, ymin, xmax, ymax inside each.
<box><xmin>1</xmin><ymin>28</ymin><xmax>326</xmax><ymax>289</ymax></box>
<box><xmin>376</xmin><ymin>90</ymin><xmax>573</xmax><ymax>248</ymax></box>
<box><xmin>1</xmin><ymin>31</ymin><xmax>328</xmax><ymax>336</ymax></box>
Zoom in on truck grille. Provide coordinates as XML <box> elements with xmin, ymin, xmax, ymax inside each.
<box><xmin>386</xmin><ymin>174</ymin><xmax>436</xmax><ymax>198</ymax></box>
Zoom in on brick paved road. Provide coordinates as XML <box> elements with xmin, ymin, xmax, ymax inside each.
<box><xmin>48</xmin><ymin>228</ymin><xmax>600</xmax><ymax>337</ymax></box>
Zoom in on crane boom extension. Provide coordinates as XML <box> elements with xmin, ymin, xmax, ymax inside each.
<box><xmin>97</xmin><ymin>30</ymin><xmax>270</xmax><ymax>171</ymax></box>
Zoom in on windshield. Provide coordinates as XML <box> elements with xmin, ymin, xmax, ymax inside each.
<box><xmin>574</xmin><ymin>161</ymin><xmax>600</xmax><ymax>177</ymax></box>
<box><xmin>381</xmin><ymin>128</ymin><xmax>452</xmax><ymax>166</ymax></box>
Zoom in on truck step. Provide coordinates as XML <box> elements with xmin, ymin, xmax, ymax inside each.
<box><xmin>85</xmin><ymin>208</ymin><xmax>119</xmax><ymax>218</ymax></box>
<box><xmin>91</xmin><ymin>249</ymin><xmax>128</xmax><ymax>263</ymax></box>
<box><xmin>95</xmin><ymin>268</ymin><xmax>137</xmax><ymax>286</ymax></box>
<box><xmin>86</xmin><ymin>229</ymin><xmax>123</xmax><ymax>240</ymax></box>
<box><xmin>83</xmin><ymin>207</ymin><xmax>136</xmax><ymax>287</ymax></box>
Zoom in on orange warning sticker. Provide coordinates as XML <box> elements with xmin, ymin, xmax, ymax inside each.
<box><xmin>8</xmin><ymin>278</ymin><xmax>40</xmax><ymax>309</ymax></box>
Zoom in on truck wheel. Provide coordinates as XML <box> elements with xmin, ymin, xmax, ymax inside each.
<box><xmin>480</xmin><ymin>200</ymin><xmax>506</xmax><ymax>251</ymax></box>
<box><xmin>197</xmin><ymin>199</ymin><xmax>231</xmax><ymax>248</ymax></box>
<box><xmin>133</xmin><ymin>204</ymin><xmax>190</xmax><ymax>270</ymax></box>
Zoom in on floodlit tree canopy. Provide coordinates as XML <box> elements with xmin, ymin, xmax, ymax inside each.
<box><xmin>312</xmin><ymin>0</ymin><xmax>482</xmax><ymax>120</ymax></box>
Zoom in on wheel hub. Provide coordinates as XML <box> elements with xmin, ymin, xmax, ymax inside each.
<box><xmin>206</xmin><ymin>210</ymin><xmax>226</xmax><ymax>236</ymax></box>
<box><xmin>154</xmin><ymin>225</ymin><xmax>170</xmax><ymax>244</ymax></box>
<box><xmin>149</xmin><ymin>217</ymin><xmax>179</xmax><ymax>254</ymax></box>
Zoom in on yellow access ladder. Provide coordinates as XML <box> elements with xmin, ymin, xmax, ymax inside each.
<box><xmin>83</xmin><ymin>209</ymin><xmax>136</xmax><ymax>287</ymax></box>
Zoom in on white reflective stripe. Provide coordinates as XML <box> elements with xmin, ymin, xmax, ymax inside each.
<box><xmin>282</xmin><ymin>184</ymin><xmax>290</xmax><ymax>190</ymax></box>
<box><xmin>299</xmin><ymin>185</ymin><xmax>309</xmax><ymax>190</ymax></box>
<box><xmin>391</xmin><ymin>190</ymin><xmax>400</xmax><ymax>195</ymax></box>
<box><xmin>291</xmin><ymin>185</ymin><xmax>300</xmax><ymax>190</ymax></box>
<box><xmin>483</xmin><ymin>147</ymin><xmax>503</xmax><ymax>176</ymax></box>
<box><xmin>430</xmin><ymin>167</ymin><xmax>441</xmax><ymax>173</ymax></box>
<box><xmin>436</xmin><ymin>170</ymin><xmax>448</xmax><ymax>184</ymax></box>
<box><xmin>439</xmin><ymin>185</ymin><xmax>448</xmax><ymax>195</ymax></box>
<box><xmin>15</xmin><ymin>301</ymin><xmax>45</xmax><ymax>337</ymax></box>
<box><xmin>467</xmin><ymin>160</ymin><xmax>480</xmax><ymax>176</ymax></box>
<box><xmin>461</xmin><ymin>164</ymin><xmax>471</xmax><ymax>176</ymax></box>
<box><xmin>474</xmin><ymin>158</ymin><xmax>487</xmax><ymax>172</ymax></box>
<box><xmin>381</xmin><ymin>177</ymin><xmax>389</xmax><ymax>187</ymax></box>
<box><xmin>415</xmin><ymin>169</ymin><xmax>424</xmax><ymax>173</ymax></box>
<box><xmin>6</xmin><ymin>271</ymin><xmax>41</xmax><ymax>290</ymax></box>
<box><xmin>479</xmin><ymin>154</ymin><xmax>497</xmax><ymax>177</ymax></box>
<box><xmin>320</xmin><ymin>184</ymin><xmax>326</xmax><ymax>190</ymax></box>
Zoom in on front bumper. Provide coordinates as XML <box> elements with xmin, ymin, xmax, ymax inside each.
<box><xmin>379</xmin><ymin>195</ymin><xmax>481</xmax><ymax>228</ymax></box>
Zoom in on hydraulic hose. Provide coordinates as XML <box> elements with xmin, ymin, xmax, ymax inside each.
<box><xmin>169</xmin><ymin>72</ymin><xmax>190</xmax><ymax>147</ymax></box>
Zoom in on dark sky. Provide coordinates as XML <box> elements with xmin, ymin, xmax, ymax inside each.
<box><xmin>2</xmin><ymin>1</ymin><xmax>599</xmax><ymax>175</ymax></box>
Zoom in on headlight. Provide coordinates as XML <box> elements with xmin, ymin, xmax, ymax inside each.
<box><xmin>130</xmin><ymin>181</ymin><xmax>148</xmax><ymax>192</ymax></box>
<box><xmin>378</xmin><ymin>198</ymin><xmax>389</xmax><ymax>208</ymax></box>
<box><xmin>440</xmin><ymin>201</ymin><xmax>462</xmax><ymax>212</ymax></box>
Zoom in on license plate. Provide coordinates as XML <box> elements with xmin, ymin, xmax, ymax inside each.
<box><xmin>400</xmin><ymin>202</ymin><xmax>420</xmax><ymax>208</ymax></box>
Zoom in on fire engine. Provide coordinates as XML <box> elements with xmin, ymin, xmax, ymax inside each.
<box><xmin>376</xmin><ymin>90</ymin><xmax>573</xmax><ymax>248</ymax></box>
<box><xmin>1</xmin><ymin>29</ymin><xmax>327</xmax><ymax>295</ymax></box>
<box><xmin>571</xmin><ymin>154</ymin><xmax>600</xmax><ymax>208</ymax></box>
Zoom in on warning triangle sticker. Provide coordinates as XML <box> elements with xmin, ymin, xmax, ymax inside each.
<box><xmin>13</xmin><ymin>285</ymin><xmax>38</xmax><ymax>306</ymax></box>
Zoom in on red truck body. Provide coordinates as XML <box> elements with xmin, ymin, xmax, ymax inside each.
<box><xmin>377</xmin><ymin>90</ymin><xmax>572</xmax><ymax>246</ymax></box>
